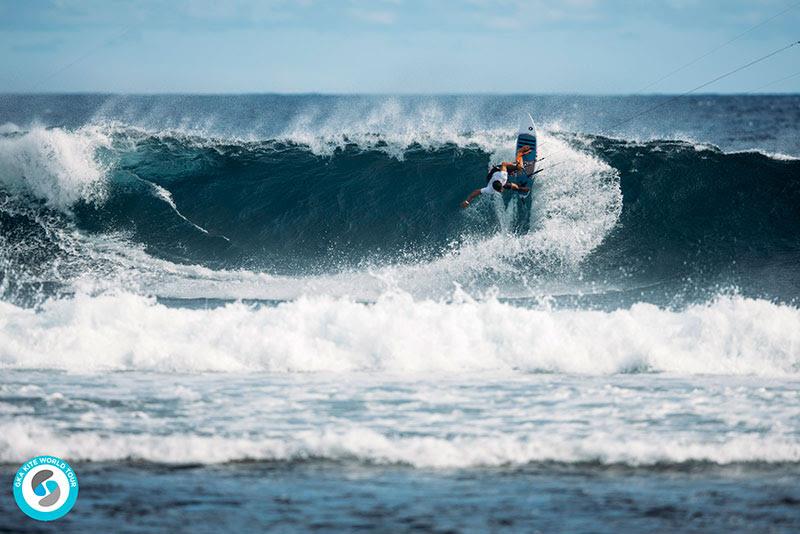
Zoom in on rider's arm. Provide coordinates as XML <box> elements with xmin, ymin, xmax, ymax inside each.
<box><xmin>461</xmin><ymin>189</ymin><xmax>482</xmax><ymax>208</ymax></box>
<box><xmin>504</xmin><ymin>183</ymin><xmax>529</xmax><ymax>193</ymax></box>
<box><xmin>499</xmin><ymin>146</ymin><xmax>531</xmax><ymax>172</ymax></box>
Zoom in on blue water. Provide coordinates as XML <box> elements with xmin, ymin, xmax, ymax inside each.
<box><xmin>1</xmin><ymin>94</ymin><xmax>799</xmax><ymax>532</ymax></box>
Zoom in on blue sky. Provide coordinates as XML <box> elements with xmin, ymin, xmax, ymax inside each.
<box><xmin>0</xmin><ymin>0</ymin><xmax>798</xmax><ymax>94</ymax></box>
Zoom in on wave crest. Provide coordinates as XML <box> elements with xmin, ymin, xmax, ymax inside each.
<box><xmin>0</xmin><ymin>126</ymin><xmax>111</xmax><ymax>210</ymax></box>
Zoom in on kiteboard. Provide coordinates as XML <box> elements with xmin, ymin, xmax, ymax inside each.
<box><xmin>515</xmin><ymin>113</ymin><xmax>537</xmax><ymax>200</ymax></box>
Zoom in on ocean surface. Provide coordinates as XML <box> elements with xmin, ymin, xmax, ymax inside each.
<box><xmin>0</xmin><ymin>94</ymin><xmax>799</xmax><ymax>532</ymax></box>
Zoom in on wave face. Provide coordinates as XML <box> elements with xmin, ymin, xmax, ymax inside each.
<box><xmin>92</xmin><ymin>136</ymin><xmax>499</xmax><ymax>269</ymax></box>
<box><xmin>582</xmin><ymin>136</ymin><xmax>800</xmax><ymax>292</ymax></box>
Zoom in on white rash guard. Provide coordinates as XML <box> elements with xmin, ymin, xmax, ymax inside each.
<box><xmin>480</xmin><ymin>170</ymin><xmax>508</xmax><ymax>195</ymax></box>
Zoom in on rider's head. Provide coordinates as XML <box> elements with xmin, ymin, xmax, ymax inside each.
<box><xmin>492</xmin><ymin>180</ymin><xmax>503</xmax><ymax>192</ymax></box>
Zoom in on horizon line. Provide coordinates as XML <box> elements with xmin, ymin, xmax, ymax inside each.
<box><xmin>2</xmin><ymin>91</ymin><xmax>799</xmax><ymax>97</ymax></box>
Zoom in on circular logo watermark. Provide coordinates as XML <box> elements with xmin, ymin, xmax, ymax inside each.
<box><xmin>13</xmin><ymin>455</ymin><xmax>78</xmax><ymax>521</ymax></box>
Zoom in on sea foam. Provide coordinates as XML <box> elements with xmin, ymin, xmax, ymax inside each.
<box><xmin>0</xmin><ymin>125</ymin><xmax>110</xmax><ymax>210</ymax></box>
<box><xmin>2</xmin><ymin>419</ymin><xmax>798</xmax><ymax>467</ymax></box>
<box><xmin>0</xmin><ymin>292</ymin><xmax>797</xmax><ymax>376</ymax></box>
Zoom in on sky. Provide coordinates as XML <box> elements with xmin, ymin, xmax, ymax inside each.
<box><xmin>0</xmin><ymin>0</ymin><xmax>798</xmax><ymax>94</ymax></box>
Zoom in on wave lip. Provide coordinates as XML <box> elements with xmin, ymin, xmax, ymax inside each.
<box><xmin>0</xmin><ymin>292</ymin><xmax>798</xmax><ymax>376</ymax></box>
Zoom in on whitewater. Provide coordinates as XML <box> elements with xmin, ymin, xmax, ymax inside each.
<box><xmin>1</xmin><ymin>94</ymin><xmax>799</xmax><ymax>532</ymax></box>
